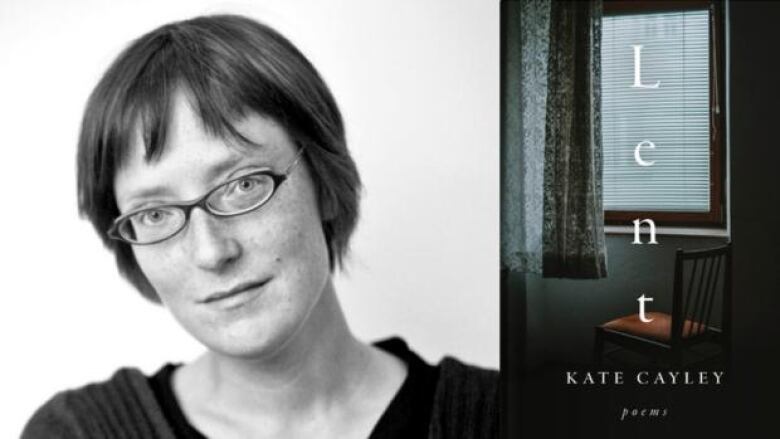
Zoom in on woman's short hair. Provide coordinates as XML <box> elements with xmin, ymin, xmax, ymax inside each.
<box><xmin>77</xmin><ymin>14</ymin><xmax>361</xmax><ymax>303</ymax></box>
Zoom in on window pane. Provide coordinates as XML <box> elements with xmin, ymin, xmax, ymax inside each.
<box><xmin>602</xmin><ymin>10</ymin><xmax>710</xmax><ymax>212</ymax></box>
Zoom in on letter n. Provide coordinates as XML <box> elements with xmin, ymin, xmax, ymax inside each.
<box><xmin>632</xmin><ymin>218</ymin><xmax>658</xmax><ymax>245</ymax></box>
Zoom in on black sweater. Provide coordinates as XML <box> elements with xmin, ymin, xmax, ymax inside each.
<box><xmin>22</xmin><ymin>341</ymin><xmax>498</xmax><ymax>438</ymax></box>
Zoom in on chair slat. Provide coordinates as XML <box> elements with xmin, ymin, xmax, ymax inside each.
<box><xmin>692</xmin><ymin>255</ymin><xmax>715</xmax><ymax>335</ymax></box>
<box><xmin>680</xmin><ymin>258</ymin><xmax>699</xmax><ymax>336</ymax></box>
<box><xmin>703</xmin><ymin>253</ymin><xmax>723</xmax><ymax>331</ymax></box>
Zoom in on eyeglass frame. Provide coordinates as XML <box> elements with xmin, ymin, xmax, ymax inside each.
<box><xmin>107</xmin><ymin>147</ymin><xmax>306</xmax><ymax>246</ymax></box>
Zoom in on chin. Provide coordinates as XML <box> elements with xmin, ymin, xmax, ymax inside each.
<box><xmin>194</xmin><ymin>309</ymin><xmax>306</xmax><ymax>360</ymax></box>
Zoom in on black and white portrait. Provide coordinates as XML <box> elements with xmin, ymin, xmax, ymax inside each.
<box><xmin>1</xmin><ymin>1</ymin><xmax>499</xmax><ymax>438</ymax></box>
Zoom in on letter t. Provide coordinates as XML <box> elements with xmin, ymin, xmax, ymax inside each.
<box><xmin>638</xmin><ymin>294</ymin><xmax>654</xmax><ymax>322</ymax></box>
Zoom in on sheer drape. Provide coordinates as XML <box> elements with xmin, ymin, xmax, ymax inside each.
<box><xmin>501</xmin><ymin>0</ymin><xmax>549</xmax><ymax>274</ymax></box>
<box><xmin>502</xmin><ymin>0</ymin><xmax>607</xmax><ymax>278</ymax></box>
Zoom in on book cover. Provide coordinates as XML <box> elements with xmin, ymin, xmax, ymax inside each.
<box><xmin>502</xmin><ymin>1</ymin><xmax>780</xmax><ymax>437</ymax></box>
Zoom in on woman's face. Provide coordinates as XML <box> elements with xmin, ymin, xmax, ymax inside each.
<box><xmin>113</xmin><ymin>94</ymin><xmax>332</xmax><ymax>359</ymax></box>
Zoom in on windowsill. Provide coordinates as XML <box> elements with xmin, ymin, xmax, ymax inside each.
<box><xmin>604</xmin><ymin>225</ymin><xmax>730</xmax><ymax>238</ymax></box>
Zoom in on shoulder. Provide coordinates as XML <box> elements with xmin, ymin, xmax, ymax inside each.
<box><xmin>430</xmin><ymin>357</ymin><xmax>499</xmax><ymax>439</ymax></box>
<box><xmin>437</xmin><ymin>356</ymin><xmax>499</xmax><ymax>395</ymax></box>
<box><xmin>372</xmin><ymin>337</ymin><xmax>499</xmax><ymax>438</ymax></box>
<box><xmin>21</xmin><ymin>368</ymin><xmax>174</xmax><ymax>439</ymax></box>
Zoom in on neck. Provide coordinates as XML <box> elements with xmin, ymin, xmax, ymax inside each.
<box><xmin>195</xmin><ymin>280</ymin><xmax>372</xmax><ymax>416</ymax></box>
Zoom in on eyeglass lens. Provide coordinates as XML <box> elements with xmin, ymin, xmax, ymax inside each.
<box><xmin>117</xmin><ymin>173</ymin><xmax>277</xmax><ymax>244</ymax></box>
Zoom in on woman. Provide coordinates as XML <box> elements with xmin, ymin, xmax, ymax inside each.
<box><xmin>23</xmin><ymin>14</ymin><xmax>497</xmax><ymax>439</ymax></box>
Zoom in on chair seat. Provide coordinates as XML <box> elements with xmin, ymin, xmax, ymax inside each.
<box><xmin>601</xmin><ymin>312</ymin><xmax>711</xmax><ymax>342</ymax></box>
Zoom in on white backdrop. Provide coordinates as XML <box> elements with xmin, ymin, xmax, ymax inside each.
<box><xmin>0</xmin><ymin>0</ymin><xmax>499</xmax><ymax>436</ymax></box>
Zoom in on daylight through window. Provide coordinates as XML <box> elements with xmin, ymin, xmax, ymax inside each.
<box><xmin>601</xmin><ymin>3</ymin><xmax>724</xmax><ymax>226</ymax></box>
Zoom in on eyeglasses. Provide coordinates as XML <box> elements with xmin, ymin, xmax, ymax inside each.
<box><xmin>108</xmin><ymin>148</ymin><xmax>305</xmax><ymax>245</ymax></box>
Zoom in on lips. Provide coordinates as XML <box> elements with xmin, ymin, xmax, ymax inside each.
<box><xmin>200</xmin><ymin>278</ymin><xmax>270</xmax><ymax>304</ymax></box>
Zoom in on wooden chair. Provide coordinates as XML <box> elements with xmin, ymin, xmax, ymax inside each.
<box><xmin>594</xmin><ymin>243</ymin><xmax>732</xmax><ymax>367</ymax></box>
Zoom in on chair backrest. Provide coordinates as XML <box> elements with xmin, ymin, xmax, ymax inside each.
<box><xmin>670</xmin><ymin>242</ymin><xmax>732</xmax><ymax>345</ymax></box>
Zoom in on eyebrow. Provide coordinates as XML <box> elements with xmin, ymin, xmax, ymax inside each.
<box><xmin>119</xmin><ymin>186</ymin><xmax>177</xmax><ymax>212</ymax></box>
<box><xmin>204</xmin><ymin>153</ymin><xmax>249</xmax><ymax>182</ymax></box>
<box><xmin>120</xmin><ymin>146</ymin><xmax>269</xmax><ymax>209</ymax></box>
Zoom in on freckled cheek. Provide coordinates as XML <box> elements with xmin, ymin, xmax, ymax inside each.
<box><xmin>242</xmin><ymin>219</ymin><xmax>311</xmax><ymax>268</ymax></box>
<box><xmin>247</xmin><ymin>212</ymin><xmax>330</xmax><ymax>298</ymax></box>
<box><xmin>243</xmin><ymin>184</ymin><xmax>321</xmax><ymax>261</ymax></box>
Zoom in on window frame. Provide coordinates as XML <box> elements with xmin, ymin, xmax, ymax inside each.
<box><xmin>602</xmin><ymin>0</ymin><xmax>726</xmax><ymax>228</ymax></box>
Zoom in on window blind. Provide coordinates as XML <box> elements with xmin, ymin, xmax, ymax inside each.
<box><xmin>601</xmin><ymin>10</ymin><xmax>711</xmax><ymax>212</ymax></box>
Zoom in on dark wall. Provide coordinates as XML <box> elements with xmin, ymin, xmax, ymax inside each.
<box><xmin>728</xmin><ymin>1</ymin><xmax>780</xmax><ymax>434</ymax></box>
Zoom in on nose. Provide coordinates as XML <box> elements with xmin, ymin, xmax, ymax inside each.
<box><xmin>186</xmin><ymin>208</ymin><xmax>242</xmax><ymax>272</ymax></box>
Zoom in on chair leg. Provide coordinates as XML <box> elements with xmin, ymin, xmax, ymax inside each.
<box><xmin>594</xmin><ymin>327</ymin><xmax>604</xmax><ymax>366</ymax></box>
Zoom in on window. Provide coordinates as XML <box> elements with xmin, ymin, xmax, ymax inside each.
<box><xmin>601</xmin><ymin>1</ymin><xmax>725</xmax><ymax>227</ymax></box>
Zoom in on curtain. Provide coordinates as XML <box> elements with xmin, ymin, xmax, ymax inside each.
<box><xmin>501</xmin><ymin>0</ymin><xmax>607</xmax><ymax>279</ymax></box>
<box><xmin>501</xmin><ymin>0</ymin><xmax>549</xmax><ymax>274</ymax></box>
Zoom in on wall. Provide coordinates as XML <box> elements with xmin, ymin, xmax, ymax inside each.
<box><xmin>728</xmin><ymin>1</ymin><xmax>780</xmax><ymax>434</ymax></box>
